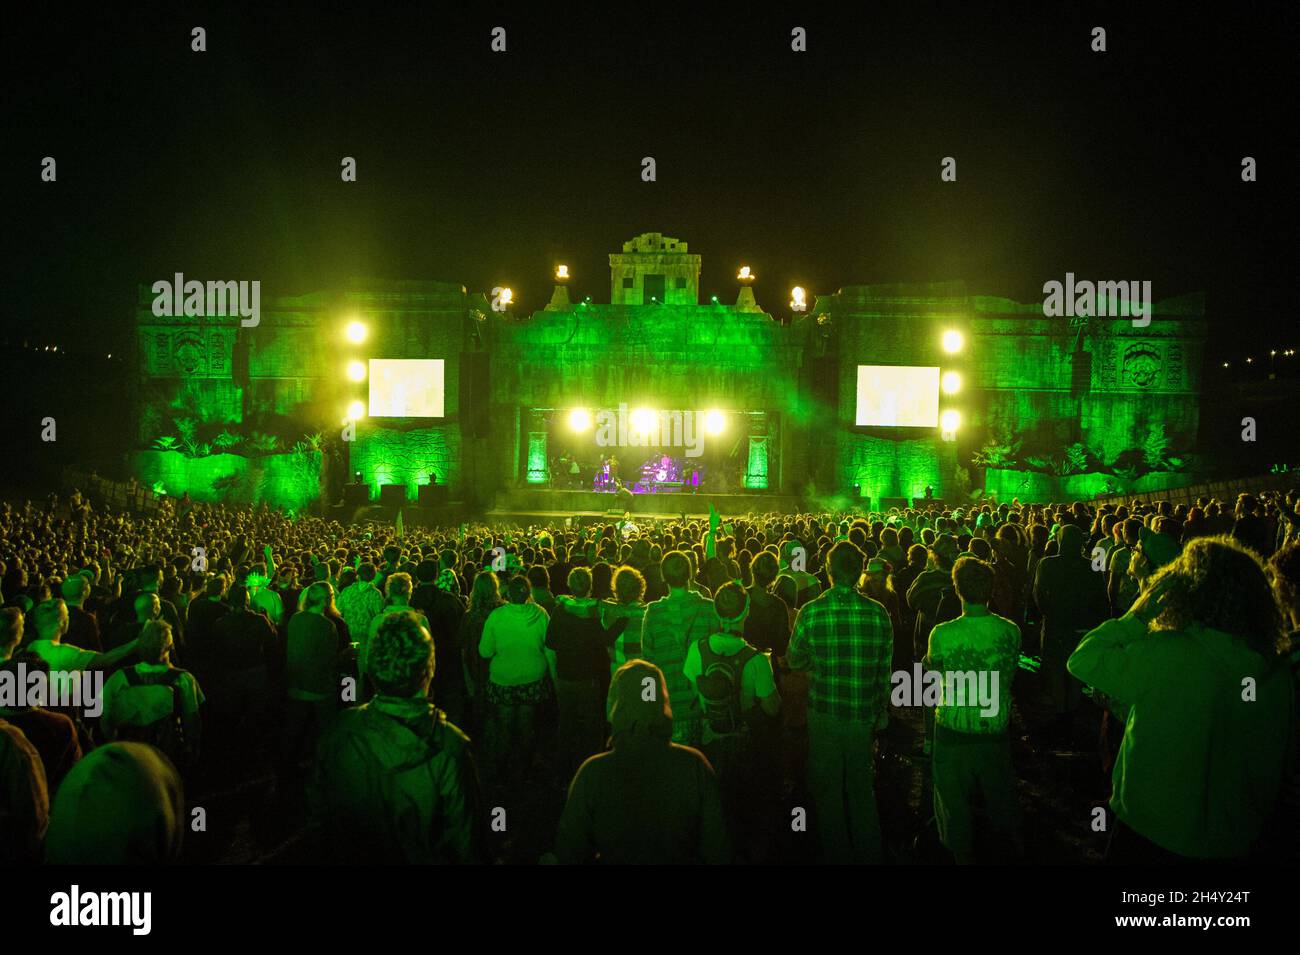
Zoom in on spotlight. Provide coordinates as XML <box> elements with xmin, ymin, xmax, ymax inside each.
<box><xmin>790</xmin><ymin>287</ymin><xmax>807</xmax><ymax>312</ymax></box>
<box><xmin>499</xmin><ymin>287</ymin><xmax>514</xmax><ymax>307</ymax></box>
<box><xmin>556</xmin><ymin>265</ymin><xmax>569</xmax><ymax>281</ymax></box>
<box><xmin>711</xmin><ymin>295</ymin><xmax>719</xmax><ymax>304</ymax></box>
<box><xmin>737</xmin><ymin>266</ymin><xmax>754</xmax><ymax>283</ymax></box>
<box><xmin>345</xmin><ymin>320</ymin><xmax>367</xmax><ymax>344</ymax></box>
<box><xmin>940</xmin><ymin>409</ymin><xmax>961</xmax><ymax>433</ymax></box>
<box><xmin>704</xmin><ymin>409</ymin><xmax>725</xmax><ymax>435</ymax></box>
<box><xmin>346</xmin><ymin>400</ymin><xmax>366</xmax><ymax>421</ymax></box>
<box><xmin>941</xmin><ymin>330</ymin><xmax>964</xmax><ymax>353</ymax></box>
<box><xmin>941</xmin><ymin>371</ymin><xmax>962</xmax><ymax>394</ymax></box>
<box><xmin>568</xmin><ymin>408</ymin><xmax>592</xmax><ymax>432</ymax></box>
<box><xmin>630</xmin><ymin>407</ymin><xmax>656</xmax><ymax>434</ymax></box>
<box><xmin>346</xmin><ymin>360</ymin><xmax>366</xmax><ymax>382</ymax></box>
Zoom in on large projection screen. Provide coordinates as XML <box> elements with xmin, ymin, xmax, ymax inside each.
<box><xmin>368</xmin><ymin>359</ymin><xmax>445</xmax><ymax>417</ymax></box>
<box><xmin>855</xmin><ymin>365</ymin><xmax>940</xmax><ymax>427</ymax></box>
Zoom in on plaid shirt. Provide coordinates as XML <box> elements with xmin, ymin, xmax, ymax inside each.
<box><xmin>787</xmin><ymin>585</ymin><xmax>893</xmax><ymax>722</ymax></box>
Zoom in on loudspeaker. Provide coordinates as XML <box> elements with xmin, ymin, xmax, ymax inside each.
<box><xmin>379</xmin><ymin>483</ymin><xmax>408</xmax><ymax>506</ymax></box>
<box><xmin>343</xmin><ymin>483</ymin><xmax>369</xmax><ymax>506</ymax></box>
<box><xmin>460</xmin><ymin>351</ymin><xmax>490</xmax><ymax>438</ymax></box>
<box><xmin>1070</xmin><ymin>350</ymin><xmax>1092</xmax><ymax>398</ymax></box>
<box><xmin>418</xmin><ymin>483</ymin><xmax>449</xmax><ymax>506</ymax></box>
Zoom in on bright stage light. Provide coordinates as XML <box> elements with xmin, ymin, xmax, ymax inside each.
<box><xmin>942</xmin><ymin>329</ymin><xmax>964</xmax><ymax>353</ymax></box>
<box><xmin>737</xmin><ymin>266</ymin><xmax>754</xmax><ymax>282</ymax></box>
<box><xmin>790</xmin><ymin>287</ymin><xmax>807</xmax><ymax>312</ymax></box>
<box><xmin>568</xmin><ymin>408</ymin><xmax>592</xmax><ymax>432</ymax></box>
<box><xmin>346</xmin><ymin>360</ymin><xmax>367</xmax><ymax>382</ymax></box>
<box><xmin>941</xmin><ymin>371</ymin><xmax>962</xmax><ymax>394</ymax></box>
<box><xmin>704</xmin><ymin>409</ymin><xmax>725</xmax><ymax>435</ymax></box>
<box><xmin>345</xmin><ymin>320</ymin><xmax>367</xmax><ymax>344</ymax></box>
<box><xmin>346</xmin><ymin>400</ymin><xmax>366</xmax><ymax>421</ymax></box>
<box><xmin>940</xmin><ymin>409</ymin><xmax>961</xmax><ymax>432</ymax></box>
<box><xmin>630</xmin><ymin>407</ymin><xmax>656</xmax><ymax>433</ymax></box>
<box><xmin>499</xmin><ymin>287</ymin><xmax>514</xmax><ymax>307</ymax></box>
<box><xmin>556</xmin><ymin>265</ymin><xmax>569</xmax><ymax>280</ymax></box>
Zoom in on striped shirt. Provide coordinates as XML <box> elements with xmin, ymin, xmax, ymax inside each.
<box><xmin>787</xmin><ymin>585</ymin><xmax>893</xmax><ymax>722</ymax></box>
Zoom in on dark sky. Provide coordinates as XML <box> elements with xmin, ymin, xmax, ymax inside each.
<box><xmin>5</xmin><ymin>4</ymin><xmax>1297</xmax><ymax>362</ymax></box>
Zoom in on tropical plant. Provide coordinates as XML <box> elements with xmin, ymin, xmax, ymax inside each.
<box><xmin>212</xmin><ymin>430</ymin><xmax>243</xmax><ymax>450</ymax></box>
<box><xmin>972</xmin><ymin>422</ymin><xmax>1022</xmax><ymax>469</ymax></box>
<box><xmin>153</xmin><ymin>436</ymin><xmax>179</xmax><ymax>451</ymax></box>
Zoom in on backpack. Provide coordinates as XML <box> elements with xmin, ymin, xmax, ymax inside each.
<box><xmin>696</xmin><ymin>634</ymin><xmax>757</xmax><ymax>736</ymax></box>
<box><xmin>114</xmin><ymin>668</ymin><xmax>192</xmax><ymax>767</ymax></box>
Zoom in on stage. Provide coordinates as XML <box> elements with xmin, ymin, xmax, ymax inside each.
<box><xmin>489</xmin><ymin>487</ymin><xmax>804</xmax><ymax>521</ymax></box>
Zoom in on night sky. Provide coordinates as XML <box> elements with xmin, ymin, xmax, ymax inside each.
<box><xmin>5</xmin><ymin>4</ymin><xmax>1296</xmax><ymax>362</ymax></box>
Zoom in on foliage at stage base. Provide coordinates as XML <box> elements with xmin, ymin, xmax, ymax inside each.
<box><xmin>151</xmin><ymin>427</ymin><xmax>323</xmax><ymax>460</ymax></box>
<box><xmin>973</xmin><ymin>421</ymin><xmax>1191</xmax><ymax>482</ymax></box>
<box><xmin>131</xmin><ymin>448</ymin><xmax>321</xmax><ymax>512</ymax></box>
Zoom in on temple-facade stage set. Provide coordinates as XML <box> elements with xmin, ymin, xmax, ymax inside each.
<box><xmin>131</xmin><ymin>233</ymin><xmax>1207</xmax><ymax>522</ymax></box>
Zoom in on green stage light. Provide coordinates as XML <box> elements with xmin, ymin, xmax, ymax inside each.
<box><xmin>345</xmin><ymin>320</ymin><xmax>367</xmax><ymax>344</ymax></box>
<box><xmin>568</xmin><ymin>408</ymin><xmax>592</xmax><ymax>432</ymax></box>
<box><xmin>942</xmin><ymin>329</ymin><xmax>964</xmax><ymax>353</ymax></box>
<box><xmin>346</xmin><ymin>360</ymin><xmax>367</xmax><ymax>382</ymax></box>
<box><xmin>704</xmin><ymin>409</ymin><xmax>725</xmax><ymax>435</ymax></box>
<box><xmin>941</xmin><ymin>371</ymin><xmax>962</xmax><ymax>394</ymax></box>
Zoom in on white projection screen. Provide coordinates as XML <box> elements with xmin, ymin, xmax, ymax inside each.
<box><xmin>368</xmin><ymin>359</ymin><xmax>445</xmax><ymax>417</ymax></box>
<box><xmin>855</xmin><ymin>365</ymin><xmax>940</xmax><ymax>427</ymax></box>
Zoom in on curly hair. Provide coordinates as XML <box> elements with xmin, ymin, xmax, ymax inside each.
<box><xmin>1146</xmin><ymin>535</ymin><xmax>1285</xmax><ymax>658</ymax></box>
<box><xmin>1268</xmin><ymin>541</ymin><xmax>1300</xmax><ymax>632</ymax></box>
<box><xmin>368</xmin><ymin>610</ymin><xmax>434</xmax><ymax>697</ymax></box>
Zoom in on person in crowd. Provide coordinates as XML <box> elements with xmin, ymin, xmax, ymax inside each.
<box><xmin>554</xmin><ymin>660</ymin><xmax>730</xmax><ymax>864</ymax></box>
<box><xmin>639</xmin><ymin>552</ymin><xmax>712</xmax><ymax>747</ymax></box>
<box><xmin>683</xmin><ymin>581</ymin><xmax>781</xmax><ymax>860</ymax></box>
<box><xmin>0</xmin><ymin>718</ymin><xmax>49</xmax><ymax>863</ymax></box>
<box><xmin>1033</xmin><ymin>524</ymin><xmax>1109</xmax><ymax>746</ymax></box>
<box><xmin>545</xmin><ymin>566</ymin><xmax>612</xmax><ymax>779</ymax></box>
<box><xmin>601</xmin><ymin>566</ymin><xmax>649</xmax><ymax>673</ymax></box>
<box><xmin>362</xmin><ymin>572</ymin><xmax>418</xmax><ymax>684</ymax></box>
<box><xmin>337</xmin><ymin>562</ymin><xmax>385</xmax><ymax>645</ymax></box>
<box><xmin>478</xmin><ymin>574</ymin><xmax>556</xmax><ymax>800</ymax></box>
<box><xmin>26</xmin><ymin>599</ymin><xmax>141</xmax><ymax>706</ymax></box>
<box><xmin>100</xmin><ymin>620</ymin><xmax>204</xmax><ymax>771</ymax></box>
<box><xmin>202</xmin><ymin>584</ymin><xmax>275</xmax><ymax>757</ymax></box>
<box><xmin>60</xmin><ymin>574</ymin><xmax>101</xmax><ymax>653</ymax></box>
<box><xmin>460</xmin><ymin>570</ymin><xmax>504</xmax><ymax>739</ymax></box>
<box><xmin>744</xmin><ymin>551</ymin><xmax>791</xmax><ymax>658</ymax></box>
<box><xmin>1069</xmin><ymin>536</ymin><xmax>1292</xmax><ymax>862</ymax></box>
<box><xmin>925</xmin><ymin>557</ymin><xmax>1023</xmax><ymax>863</ymax></box>
<box><xmin>43</xmin><ymin>742</ymin><xmax>184</xmax><ymax>864</ymax></box>
<box><xmin>0</xmin><ymin>609</ymin><xmax>82</xmax><ymax>793</ymax></box>
<box><xmin>413</xmin><ymin>561</ymin><xmax>468</xmax><ymax>727</ymax></box>
<box><xmin>787</xmin><ymin>541</ymin><xmax>893</xmax><ymax>863</ymax></box>
<box><xmin>281</xmin><ymin>581</ymin><xmax>349</xmax><ymax>775</ymax></box>
<box><xmin>312</xmin><ymin>610</ymin><xmax>485</xmax><ymax>863</ymax></box>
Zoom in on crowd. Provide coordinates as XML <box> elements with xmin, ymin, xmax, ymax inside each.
<box><xmin>1</xmin><ymin>485</ymin><xmax>1298</xmax><ymax>864</ymax></box>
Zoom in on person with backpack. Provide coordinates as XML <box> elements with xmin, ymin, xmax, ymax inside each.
<box><xmin>683</xmin><ymin>581</ymin><xmax>781</xmax><ymax>859</ymax></box>
<box><xmin>312</xmin><ymin>609</ymin><xmax>486</xmax><ymax>864</ymax></box>
<box><xmin>99</xmin><ymin>620</ymin><xmax>203</xmax><ymax>772</ymax></box>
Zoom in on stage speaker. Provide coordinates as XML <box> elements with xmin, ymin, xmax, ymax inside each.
<box><xmin>343</xmin><ymin>482</ymin><xmax>369</xmax><ymax>506</ymax></box>
<box><xmin>1070</xmin><ymin>350</ymin><xmax>1092</xmax><ymax>398</ymax></box>
<box><xmin>418</xmin><ymin>483</ymin><xmax>449</xmax><ymax>506</ymax></box>
<box><xmin>460</xmin><ymin>351</ymin><xmax>490</xmax><ymax>437</ymax></box>
<box><xmin>379</xmin><ymin>483</ymin><xmax>408</xmax><ymax>506</ymax></box>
